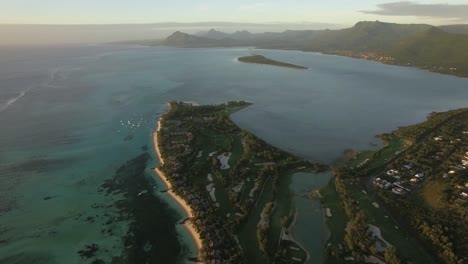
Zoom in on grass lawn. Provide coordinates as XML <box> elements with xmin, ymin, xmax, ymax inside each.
<box><xmin>237</xmin><ymin>176</ymin><xmax>273</xmax><ymax>264</ymax></box>
<box><xmin>267</xmin><ymin>171</ymin><xmax>294</xmax><ymax>254</ymax></box>
<box><xmin>239</xmin><ymin>175</ymin><xmax>255</xmax><ymax>205</ymax></box>
<box><xmin>346</xmin><ymin>150</ymin><xmax>375</xmax><ymax>168</ymax></box>
<box><xmin>199</xmin><ymin>128</ymin><xmax>232</xmax><ymax>151</ymax></box>
<box><xmin>320</xmin><ymin>178</ymin><xmax>347</xmax><ymax>247</ymax></box>
<box><xmin>345</xmin><ymin>181</ymin><xmax>436</xmax><ymax>264</ymax></box>
<box><xmin>366</xmin><ymin>137</ymin><xmax>405</xmax><ymax>170</ymax></box>
<box><xmin>195</xmin><ymin>129</ymin><xmax>218</xmax><ymax>157</ymax></box>
<box><xmin>320</xmin><ymin>178</ymin><xmax>347</xmax><ymax>264</ymax></box>
<box><xmin>418</xmin><ymin>179</ymin><xmax>448</xmax><ymax>209</ymax></box>
<box><xmin>212</xmin><ymin>175</ymin><xmax>235</xmax><ymax>217</ymax></box>
<box><xmin>229</xmin><ymin>135</ymin><xmax>244</xmax><ymax>167</ymax></box>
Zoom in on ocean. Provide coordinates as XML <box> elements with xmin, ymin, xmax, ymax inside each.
<box><xmin>1</xmin><ymin>44</ymin><xmax>467</xmax><ymax>264</ymax></box>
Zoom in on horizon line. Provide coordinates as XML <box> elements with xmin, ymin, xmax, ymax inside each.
<box><xmin>0</xmin><ymin>21</ymin><xmax>343</xmax><ymax>26</ymax></box>
<box><xmin>0</xmin><ymin>20</ymin><xmax>464</xmax><ymax>27</ymax></box>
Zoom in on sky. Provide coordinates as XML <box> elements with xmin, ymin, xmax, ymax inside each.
<box><xmin>1</xmin><ymin>0</ymin><xmax>468</xmax><ymax>25</ymax></box>
<box><xmin>1</xmin><ymin>0</ymin><xmax>468</xmax><ymax>45</ymax></box>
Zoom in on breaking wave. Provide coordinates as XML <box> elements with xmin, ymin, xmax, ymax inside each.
<box><xmin>0</xmin><ymin>68</ymin><xmax>61</xmax><ymax>113</ymax></box>
<box><xmin>0</xmin><ymin>88</ymin><xmax>31</xmax><ymax>113</ymax></box>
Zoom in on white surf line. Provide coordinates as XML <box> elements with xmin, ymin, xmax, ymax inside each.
<box><xmin>0</xmin><ymin>88</ymin><xmax>31</xmax><ymax>112</ymax></box>
<box><xmin>0</xmin><ymin>68</ymin><xmax>62</xmax><ymax>113</ymax></box>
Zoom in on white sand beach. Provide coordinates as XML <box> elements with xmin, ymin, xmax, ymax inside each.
<box><xmin>154</xmin><ymin>120</ymin><xmax>164</xmax><ymax>165</ymax></box>
<box><xmin>152</xmin><ymin>120</ymin><xmax>202</xmax><ymax>252</ymax></box>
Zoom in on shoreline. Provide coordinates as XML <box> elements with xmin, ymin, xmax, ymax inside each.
<box><xmin>288</xmin><ymin>211</ymin><xmax>311</xmax><ymax>263</ymax></box>
<box><xmin>237</xmin><ymin>55</ymin><xmax>308</xmax><ymax>70</ymax></box>
<box><xmin>152</xmin><ymin>119</ymin><xmax>203</xmax><ymax>254</ymax></box>
<box><xmin>154</xmin><ymin>120</ymin><xmax>164</xmax><ymax>165</ymax></box>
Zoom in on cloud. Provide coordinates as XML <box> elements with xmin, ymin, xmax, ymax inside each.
<box><xmin>361</xmin><ymin>1</ymin><xmax>468</xmax><ymax>21</ymax></box>
<box><xmin>239</xmin><ymin>3</ymin><xmax>271</xmax><ymax>12</ymax></box>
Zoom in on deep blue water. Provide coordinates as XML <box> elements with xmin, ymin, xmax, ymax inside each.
<box><xmin>0</xmin><ymin>45</ymin><xmax>467</xmax><ymax>263</ymax></box>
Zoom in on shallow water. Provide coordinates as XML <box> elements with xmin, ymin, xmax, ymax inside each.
<box><xmin>1</xmin><ymin>45</ymin><xmax>467</xmax><ymax>263</ymax></box>
<box><xmin>289</xmin><ymin>172</ymin><xmax>332</xmax><ymax>264</ymax></box>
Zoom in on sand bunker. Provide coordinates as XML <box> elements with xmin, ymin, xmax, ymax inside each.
<box><xmin>217</xmin><ymin>152</ymin><xmax>231</xmax><ymax>169</ymax></box>
<box><xmin>368</xmin><ymin>224</ymin><xmax>391</xmax><ymax>252</ymax></box>
<box><xmin>206</xmin><ymin>183</ymin><xmax>217</xmax><ymax>202</ymax></box>
<box><xmin>232</xmin><ymin>182</ymin><xmax>244</xmax><ymax>193</ymax></box>
<box><xmin>249</xmin><ymin>182</ymin><xmax>260</xmax><ymax>198</ymax></box>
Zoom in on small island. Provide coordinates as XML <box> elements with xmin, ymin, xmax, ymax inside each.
<box><xmin>153</xmin><ymin>101</ymin><xmax>327</xmax><ymax>264</ymax></box>
<box><xmin>237</xmin><ymin>55</ymin><xmax>308</xmax><ymax>70</ymax></box>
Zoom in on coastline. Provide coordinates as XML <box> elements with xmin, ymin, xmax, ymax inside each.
<box><xmin>152</xmin><ymin>119</ymin><xmax>203</xmax><ymax>253</ymax></box>
<box><xmin>155</xmin><ymin>120</ymin><xmax>164</xmax><ymax>165</ymax></box>
<box><xmin>288</xmin><ymin>211</ymin><xmax>311</xmax><ymax>263</ymax></box>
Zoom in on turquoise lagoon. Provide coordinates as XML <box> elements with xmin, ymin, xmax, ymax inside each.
<box><xmin>1</xmin><ymin>45</ymin><xmax>468</xmax><ymax>263</ymax></box>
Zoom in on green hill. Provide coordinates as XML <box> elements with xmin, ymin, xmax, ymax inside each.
<box><xmin>303</xmin><ymin>21</ymin><xmax>432</xmax><ymax>52</ymax></box>
<box><xmin>194</xmin><ymin>28</ymin><xmax>231</xmax><ymax>39</ymax></box>
<box><xmin>389</xmin><ymin>28</ymin><xmax>468</xmax><ymax>76</ymax></box>
<box><xmin>158</xmin><ymin>21</ymin><xmax>468</xmax><ymax>77</ymax></box>
<box><xmin>439</xmin><ymin>24</ymin><xmax>468</xmax><ymax>35</ymax></box>
<box><xmin>162</xmin><ymin>31</ymin><xmax>214</xmax><ymax>47</ymax></box>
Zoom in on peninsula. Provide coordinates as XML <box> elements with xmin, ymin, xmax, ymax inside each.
<box><xmin>237</xmin><ymin>55</ymin><xmax>308</xmax><ymax>70</ymax></box>
<box><xmin>153</xmin><ymin>101</ymin><xmax>327</xmax><ymax>264</ymax></box>
<box><xmin>321</xmin><ymin>108</ymin><xmax>468</xmax><ymax>264</ymax></box>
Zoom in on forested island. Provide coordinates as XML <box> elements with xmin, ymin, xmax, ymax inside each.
<box><xmin>154</xmin><ymin>101</ymin><xmax>328</xmax><ymax>264</ymax></box>
<box><xmin>237</xmin><ymin>55</ymin><xmax>308</xmax><ymax>70</ymax></box>
<box><xmin>321</xmin><ymin>108</ymin><xmax>468</xmax><ymax>264</ymax></box>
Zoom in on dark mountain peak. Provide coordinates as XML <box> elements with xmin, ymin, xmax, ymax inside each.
<box><xmin>354</xmin><ymin>20</ymin><xmax>385</xmax><ymax>27</ymax></box>
<box><xmin>166</xmin><ymin>31</ymin><xmax>193</xmax><ymax>40</ymax></box>
<box><xmin>439</xmin><ymin>24</ymin><xmax>468</xmax><ymax>35</ymax></box>
<box><xmin>425</xmin><ymin>26</ymin><xmax>445</xmax><ymax>35</ymax></box>
<box><xmin>352</xmin><ymin>21</ymin><xmax>399</xmax><ymax>32</ymax></box>
<box><xmin>231</xmin><ymin>30</ymin><xmax>254</xmax><ymax>39</ymax></box>
<box><xmin>164</xmin><ymin>31</ymin><xmax>209</xmax><ymax>47</ymax></box>
<box><xmin>168</xmin><ymin>31</ymin><xmax>189</xmax><ymax>38</ymax></box>
<box><xmin>195</xmin><ymin>28</ymin><xmax>229</xmax><ymax>40</ymax></box>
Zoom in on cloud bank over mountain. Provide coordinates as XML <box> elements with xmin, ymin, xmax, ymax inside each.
<box><xmin>362</xmin><ymin>1</ymin><xmax>468</xmax><ymax>22</ymax></box>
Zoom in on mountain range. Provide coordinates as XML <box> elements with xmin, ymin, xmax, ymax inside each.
<box><xmin>134</xmin><ymin>21</ymin><xmax>468</xmax><ymax>77</ymax></box>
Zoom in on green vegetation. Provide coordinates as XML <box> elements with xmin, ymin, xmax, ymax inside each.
<box><xmin>439</xmin><ymin>24</ymin><xmax>468</xmax><ymax>35</ymax></box>
<box><xmin>301</xmin><ymin>21</ymin><xmax>432</xmax><ymax>52</ymax></box>
<box><xmin>419</xmin><ymin>179</ymin><xmax>449</xmax><ymax>209</ymax></box>
<box><xmin>157</xmin><ymin>21</ymin><xmax>468</xmax><ymax>77</ymax></box>
<box><xmin>320</xmin><ymin>179</ymin><xmax>347</xmax><ymax>263</ymax></box>
<box><xmin>389</xmin><ymin>28</ymin><xmax>468</xmax><ymax>77</ymax></box>
<box><xmin>322</xmin><ymin>108</ymin><xmax>468</xmax><ymax>264</ymax></box>
<box><xmin>394</xmin><ymin>108</ymin><xmax>468</xmax><ymax>143</ymax></box>
<box><xmin>238</xmin><ymin>55</ymin><xmax>308</xmax><ymax>70</ymax></box>
<box><xmin>157</xmin><ymin>101</ymin><xmax>327</xmax><ymax>264</ymax></box>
